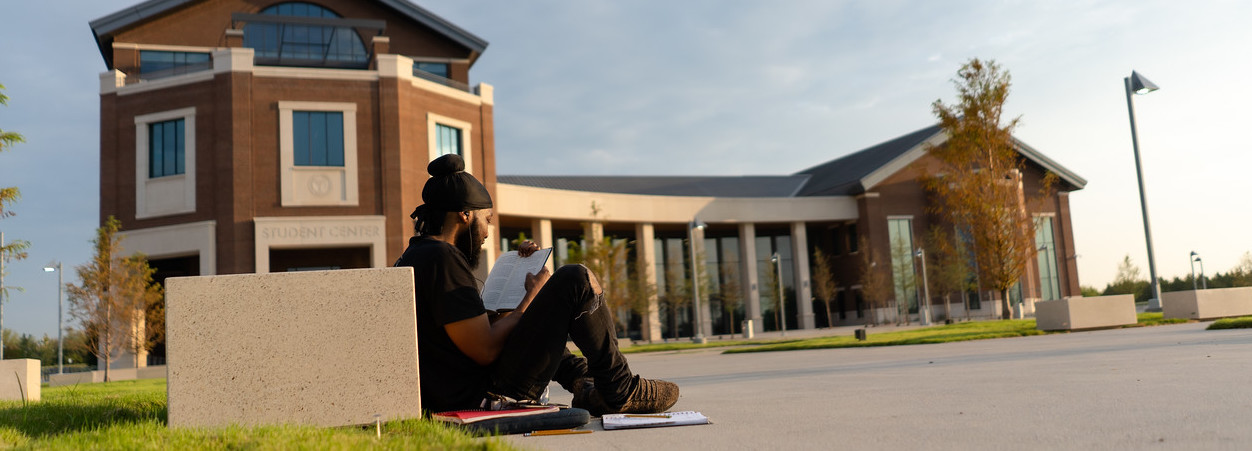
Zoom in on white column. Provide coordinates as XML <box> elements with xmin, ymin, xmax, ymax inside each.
<box><xmin>531</xmin><ymin>218</ymin><xmax>555</xmax><ymax>273</ymax></box>
<box><xmin>693</xmin><ymin>225</ymin><xmax>713</xmax><ymax>339</ymax></box>
<box><xmin>791</xmin><ymin>221</ymin><xmax>815</xmax><ymax>329</ymax></box>
<box><xmin>635</xmin><ymin>223</ymin><xmax>662</xmax><ymax>342</ymax></box>
<box><xmin>739</xmin><ymin>223</ymin><xmax>763</xmax><ymax>334</ymax></box>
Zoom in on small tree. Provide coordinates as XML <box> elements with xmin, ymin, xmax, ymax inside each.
<box><xmin>858</xmin><ymin>237</ymin><xmax>892</xmax><ymax>326</ymax></box>
<box><xmin>67</xmin><ymin>217</ymin><xmax>163</xmax><ymax>380</ymax></box>
<box><xmin>659</xmin><ymin>262</ymin><xmax>693</xmax><ymax>339</ymax></box>
<box><xmin>923</xmin><ymin>226</ymin><xmax>974</xmax><ymax>321</ymax></box>
<box><xmin>718</xmin><ymin>261</ymin><xmax>743</xmax><ymax>335</ymax></box>
<box><xmin>811</xmin><ymin>248</ymin><xmax>838</xmax><ymax>328</ymax></box>
<box><xmin>924</xmin><ymin>58</ymin><xmax>1054</xmax><ymax>319</ymax></box>
<box><xmin>1102</xmin><ymin>254</ymin><xmax>1149</xmax><ymax>303</ymax></box>
<box><xmin>1</xmin><ymin>82</ymin><xmax>30</xmax><ymax>360</ymax></box>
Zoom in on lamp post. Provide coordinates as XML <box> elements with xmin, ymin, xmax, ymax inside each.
<box><xmin>688</xmin><ymin>218</ymin><xmax>707</xmax><ymax>344</ymax></box>
<box><xmin>915</xmin><ymin>248</ymin><xmax>931</xmax><ymax>326</ymax></box>
<box><xmin>1190</xmin><ymin>251</ymin><xmax>1206</xmax><ymax>290</ymax></box>
<box><xmin>1124</xmin><ymin>70</ymin><xmax>1163</xmax><ymax>311</ymax></box>
<box><xmin>771</xmin><ymin>253</ymin><xmax>786</xmax><ymax>336</ymax></box>
<box><xmin>43</xmin><ymin>262</ymin><xmax>64</xmax><ymax>374</ymax></box>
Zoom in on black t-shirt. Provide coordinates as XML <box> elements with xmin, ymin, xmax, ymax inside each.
<box><xmin>394</xmin><ymin>236</ymin><xmax>489</xmax><ymax>412</ymax></box>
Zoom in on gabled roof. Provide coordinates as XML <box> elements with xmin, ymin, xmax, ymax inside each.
<box><xmin>501</xmin><ymin>124</ymin><xmax>1086</xmax><ymax>199</ymax></box>
<box><xmin>89</xmin><ymin>0</ymin><xmax>488</xmax><ymax>68</ymax></box>
<box><xmin>498</xmin><ymin>175</ymin><xmax>812</xmax><ymax>198</ymax></box>
<box><xmin>793</xmin><ymin>124</ymin><xmax>1087</xmax><ymax>195</ymax></box>
<box><xmin>792</xmin><ymin>124</ymin><xmax>943</xmax><ymax>196</ymax></box>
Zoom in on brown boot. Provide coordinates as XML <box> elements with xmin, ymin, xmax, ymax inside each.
<box><xmin>615</xmin><ymin>375</ymin><xmax>679</xmax><ymax>414</ymax></box>
<box><xmin>573</xmin><ymin>376</ymin><xmax>679</xmax><ymax>416</ymax></box>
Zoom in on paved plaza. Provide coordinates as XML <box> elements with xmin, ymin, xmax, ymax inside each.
<box><xmin>508</xmin><ymin>322</ymin><xmax>1252</xmax><ymax>450</ymax></box>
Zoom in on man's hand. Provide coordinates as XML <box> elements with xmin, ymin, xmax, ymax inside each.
<box><xmin>517</xmin><ymin>240</ymin><xmax>540</xmax><ymax>257</ymax></box>
<box><xmin>525</xmin><ymin>266</ymin><xmax>551</xmax><ymax>296</ymax></box>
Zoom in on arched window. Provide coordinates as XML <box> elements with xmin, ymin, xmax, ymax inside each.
<box><xmin>243</xmin><ymin>2</ymin><xmax>369</xmax><ymax>68</ymax></box>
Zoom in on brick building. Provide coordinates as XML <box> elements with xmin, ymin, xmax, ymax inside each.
<box><xmin>91</xmin><ymin>0</ymin><xmax>497</xmax><ymax>280</ymax></box>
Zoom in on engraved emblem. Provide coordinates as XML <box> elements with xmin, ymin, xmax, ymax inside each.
<box><xmin>308</xmin><ymin>174</ymin><xmax>332</xmax><ymax>196</ymax></box>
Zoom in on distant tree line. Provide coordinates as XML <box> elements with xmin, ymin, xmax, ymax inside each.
<box><xmin>1082</xmin><ymin>252</ymin><xmax>1252</xmax><ymax>303</ymax></box>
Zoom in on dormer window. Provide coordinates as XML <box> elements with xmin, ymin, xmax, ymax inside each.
<box><xmin>241</xmin><ymin>2</ymin><xmax>371</xmax><ymax>69</ymax></box>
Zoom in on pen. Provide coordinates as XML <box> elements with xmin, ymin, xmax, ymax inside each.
<box><xmin>525</xmin><ymin>429</ymin><xmax>592</xmax><ymax>437</ymax></box>
<box><xmin>623</xmin><ymin>414</ymin><xmax>671</xmax><ymax>418</ymax></box>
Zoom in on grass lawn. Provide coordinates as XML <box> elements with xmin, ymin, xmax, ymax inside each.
<box><xmin>1207</xmin><ymin>316</ymin><xmax>1252</xmax><ymax>330</ymax></box>
<box><xmin>620</xmin><ymin>312</ymin><xmax>1196</xmax><ymax>355</ymax></box>
<box><xmin>0</xmin><ymin>379</ymin><xmax>514</xmax><ymax>450</ymax></box>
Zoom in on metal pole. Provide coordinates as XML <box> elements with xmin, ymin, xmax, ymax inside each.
<box><xmin>1198</xmin><ymin>258</ymin><xmax>1206</xmax><ymax>290</ymax></box>
<box><xmin>916</xmin><ymin>249</ymin><xmax>931</xmax><ymax>326</ymax></box>
<box><xmin>58</xmin><ymin>262</ymin><xmax>64</xmax><ymax>374</ymax></box>
<box><xmin>1190</xmin><ymin>254</ymin><xmax>1198</xmax><ymax>291</ymax></box>
<box><xmin>689</xmin><ymin>224</ymin><xmax>706</xmax><ymax>344</ymax></box>
<box><xmin>1125</xmin><ymin>76</ymin><xmax>1163</xmax><ymax>311</ymax></box>
<box><xmin>773</xmin><ymin>253</ymin><xmax>785</xmax><ymax>336</ymax></box>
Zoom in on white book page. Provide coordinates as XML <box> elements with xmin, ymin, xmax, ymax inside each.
<box><xmin>480</xmin><ymin>248</ymin><xmax>552</xmax><ymax>312</ymax></box>
<box><xmin>601</xmin><ymin>411</ymin><xmax>710</xmax><ymax>430</ymax></box>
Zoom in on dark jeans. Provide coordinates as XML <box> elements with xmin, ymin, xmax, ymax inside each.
<box><xmin>490</xmin><ymin>264</ymin><xmax>634</xmax><ymax>406</ymax></box>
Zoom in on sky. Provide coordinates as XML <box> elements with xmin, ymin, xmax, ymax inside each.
<box><xmin>1</xmin><ymin>0</ymin><xmax>1251</xmax><ymax>338</ymax></box>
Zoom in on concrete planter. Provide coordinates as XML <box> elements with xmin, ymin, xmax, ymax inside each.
<box><xmin>1163</xmin><ymin>287</ymin><xmax>1252</xmax><ymax>320</ymax></box>
<box><xmin>0</xmin><ymin>359</ymin><xmax>40</xmax><ymax>402</ymax></box>
<box><xmin>1035</xmin><ymin>295</ymin><xmax>1136</xmax><ymax>331</ymax></box>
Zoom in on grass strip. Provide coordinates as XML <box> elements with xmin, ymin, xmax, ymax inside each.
<box><xmin>723</xmin><ymin>319</ymin><xmax>1045</xmax><ymax>354</ymax></box>
<box><xmin>1207</xmin><ymin>316</ymin><xmax>1252</xmax><ymax>330</ymax></box>
<box><xmin>1127</xmin><ymin>312</ymin><xmax>1190</xmax><ymax>327</ymax></box>
<box><xmin>0</xmin><ymin>379</ymin><xmax>515</xmax><ymax>450</ymax></box>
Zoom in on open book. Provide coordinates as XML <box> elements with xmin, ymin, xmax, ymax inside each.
<box><xmin>480</xmin><ymin>248</ymin><xmax>553</xmax><ymax>312</ymax></box>
<box><xmin>601</xmin><ymin>411</ymin><xmax>710</xmax><ymax>430</ymax></box>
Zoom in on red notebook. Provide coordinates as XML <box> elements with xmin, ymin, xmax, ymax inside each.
<box><xmin>431</xmin><ymin>406</ymin><xmax>560</xmax><ymax>424</ymax></box>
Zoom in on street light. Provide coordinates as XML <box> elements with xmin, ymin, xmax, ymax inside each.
<box><xmin>43</xmin><ymin>262</ymin><xmax>64</xmax><ymax>374</ymax></box>
<box><xmin>688</xmin><ymin>218</ymin><xmax>707</xmax><ymax>344</ymax></box>
<box><xmin>1190</xmin><ymin>251</ymin><xmax>1206</xmax><ymax>290</ymax></box>
<box><xmin>1124</xmin><ymin>70</ymin><xmax>1163</xmax><ymax>311</ymax></box>
<box><xmin>914</xmin><ymin>248</ymin><xmax>932</xmax><ymax>326</ymax></box>
<box><xmin>771</xmin><ymin>253</ymin><xmax>786</xmax><ymax>336</ymax></box>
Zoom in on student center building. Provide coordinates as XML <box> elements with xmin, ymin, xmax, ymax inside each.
<box><xmin>93</xmin><ymin>0</ymin><xmax>1086</xmax><ymax>342</ymax></box>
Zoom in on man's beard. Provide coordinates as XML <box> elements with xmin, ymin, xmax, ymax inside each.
<box><xmin>455</xmin><ymin>215</ymin><xmax>484</xmax><ymax>269</ymax></box>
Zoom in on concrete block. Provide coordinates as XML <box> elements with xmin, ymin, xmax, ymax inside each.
<box><xmin>98</xmin><ymin>368</ymin><xmax>138</xmax><ymax>382</ymax></box>
<box><xmin>137</xmin><ymin>365</ymin><xmax>167</xmax><ymax>380</ymax></box>
<box><xmin>1036</xmin><ymin>295</ymin><xmax>1136</xmax><ymax>331</ymax></box>
<box><xmin>165</xmin><ymin>267</ymin><xmax>420</xmax><ymax>428</ymax></box>
<box><xmin>0</xmin><ymin>359</ymin><xmax>40</xmax><ymax>402</ymax></box>
<box><xmin>1163</xmin><ymin>287</ymin><xmax>1252</xmax><ymax>320</ymax></box>
<box><xmin>49</xmin><ymin>371</ymin><xmax>101</xmax><ymax>387</ymax></box>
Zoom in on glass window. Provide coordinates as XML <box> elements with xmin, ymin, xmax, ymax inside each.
<box><xmin>414</xmin><ymin>62</ymin><xmax>450</xmax><ymax>78</ymax></box>
<box><xmin>847</xmin><ymin>223</ymin><xmax>859</xmax><ymax>252</ymax></box>
<box><xmin>243</xmin><ymin>2</ymin><xmax>369</xmax><ymax>69</ymax></box>
<box><xmin>830</xmin><ymin>226</ymin><xmax>843</xmax><ymax>255</ymax></box>
<box><xmin>149</xmin><ymin>119</ymin><xmax>185</xmax><ymax>178</ymax></box>
<box><xmin>292</xmin><ymin>111</ymin><xmax>345</xmax><ymax>167</ymax></box>
<box><xmin>887</xmin><ymin>218</ymin><xmax>918</xmax><ymax>314</ymax></box>
<box><xmin>139</xmin><ymin>51</ymin><xmax>211</xmax><ymax>77</ymax></box>
<box><xmin>436</xmin><ymin>124</ymin><xmax>462</xmax><ymax>157</ymax></box>
<box><xmin>1035</xmin><ymin>217</ymin><xmax>1061</xmax><ymax>301</ymax></box>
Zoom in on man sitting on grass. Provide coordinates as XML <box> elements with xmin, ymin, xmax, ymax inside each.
<box><xmin>395</xmin><ymin>154</ymin><xmax>678</xmax><ymax>415</ymax></box>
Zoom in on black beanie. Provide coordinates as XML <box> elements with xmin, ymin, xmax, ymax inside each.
<box><xmin>411</xmin><ymin>154</ymin><xmax>493</xmax><ymax>219</ymax></box>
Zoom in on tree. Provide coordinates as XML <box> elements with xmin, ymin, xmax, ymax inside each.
<box><xmin>811</xmin><ymin>248</ymin><xmax>838</xmax><ymax>328</ymax></box>
<box><xmin>857</xmin><ymin>237</ymin><xmax>892</xmax><ymax>326</ymax></box>
<box><xmin>764</xmin><ymin>257</ymin><xmax>784</xmax><ymax>331</ymax></box>
<box><xmin>659</xmin><ymin>262</ymin><xmax>693</xmax><ymax>339</ymax></box>
<box><xmin>1102</xmin><ymin>254</ymin><xmax>1149</xmax><ymax>303</ymax></box>
<box><xmin>717</xmin><ymin>261</ymin><xmax>743</xmax><ymax>335</ymax></box>
<box><xmin>888</xmin><ymin>233</ymin><xmax>917</xmax><ymax>325</ymax></box>
<box><xmin>1</xmin><ymin>83</ymin><xmax>30</xmax><ymax>360</ymax></box>
<box><xmin>66</xmin><ymin>217</ymin><xmax>163</xmax><ymax>380</ymax></box>
<box><xmin>923</xmin><ymin>226</ymin><xmax>975</xmax><ymax>321</ymax></box>
<box><xmin>923</xmin><ymin>58</ymin><xmax>1055</xmax><ymax>319</ymax></box>
<box><xmin>1080</xmin><ymin>285</ymin><xmax>1101</xmax><ymax>297</ymax></box>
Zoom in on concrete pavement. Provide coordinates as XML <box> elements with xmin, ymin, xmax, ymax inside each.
<box><xmin>506</xmin><ymin>322</ymin><xmax>1252</xmax><ymax>450</ymax></box>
